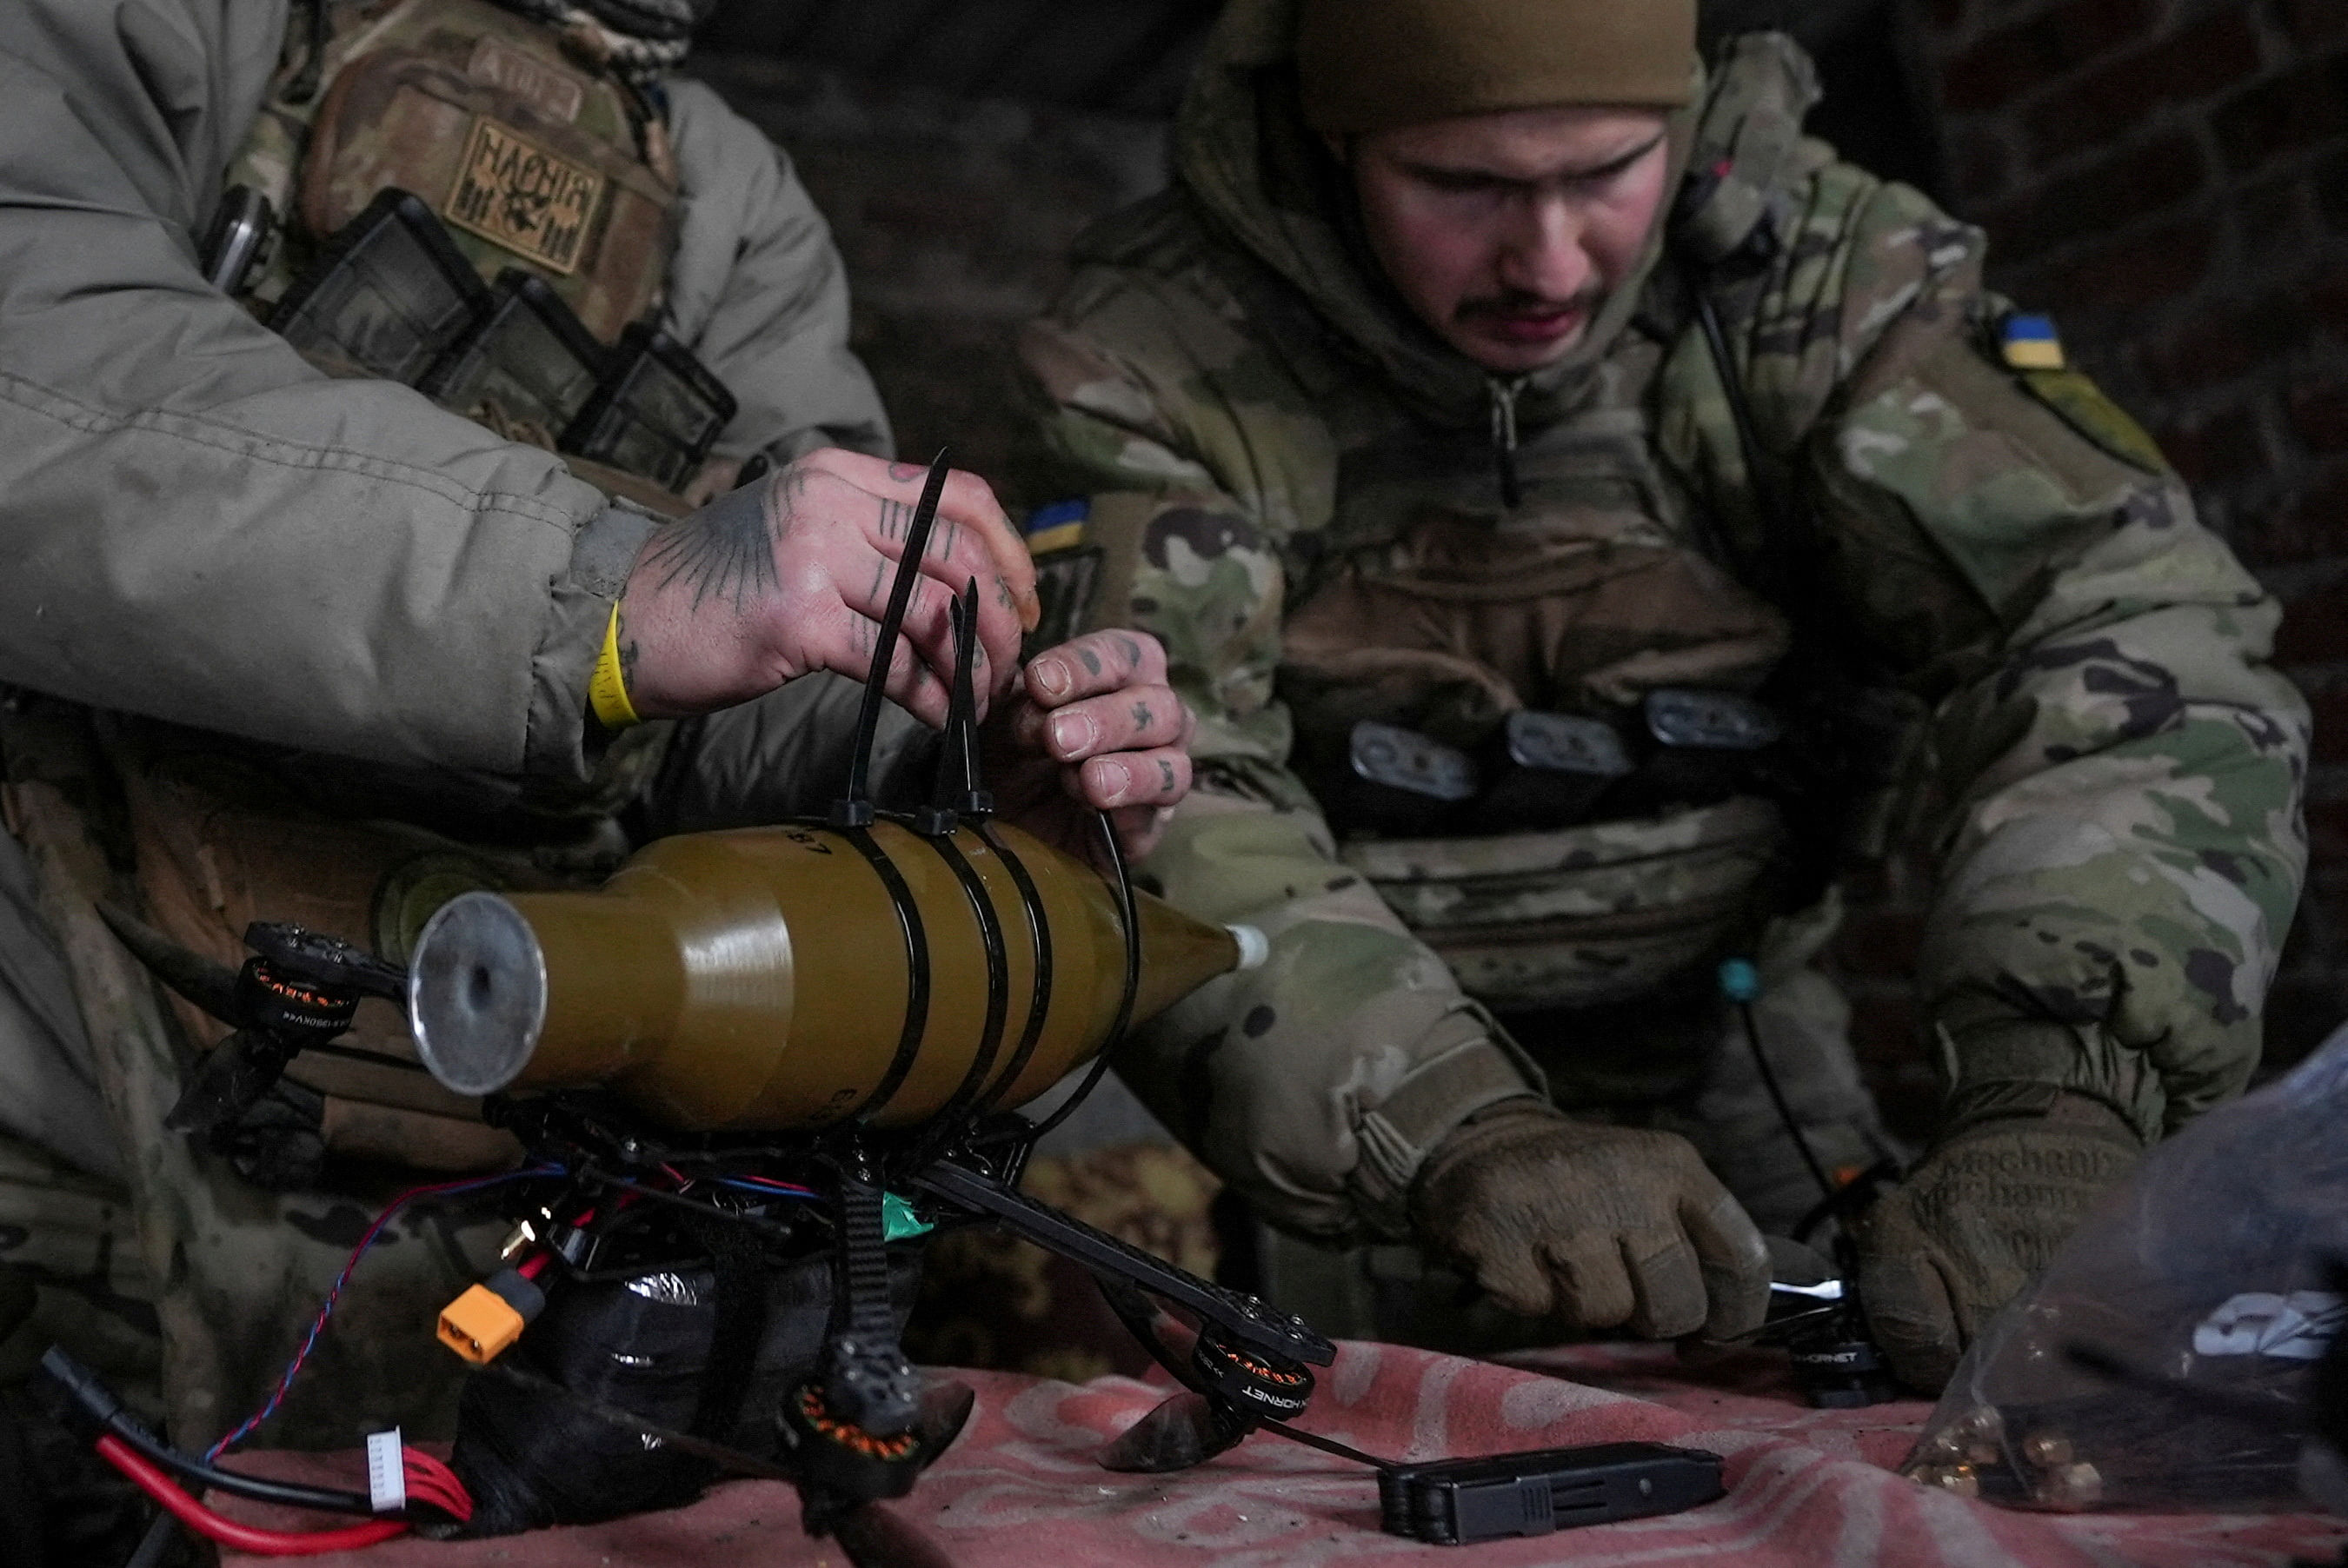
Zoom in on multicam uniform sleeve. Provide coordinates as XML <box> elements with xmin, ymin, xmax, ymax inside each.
<box><xmin>1716</xmin><ymin>166</ymin><xmax>2309</xmax><ymax>1141</ymax></box>
<box><xmin>1020</xmin><ymin>248</ymin><xmax>1543</xmax><ymax>1241</ymax></box>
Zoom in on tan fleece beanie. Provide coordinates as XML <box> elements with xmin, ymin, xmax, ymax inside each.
<box><xmin>1297</xmin><ymin>0</ymin><xmax>1698</xmax><ymax>133</ymax></box>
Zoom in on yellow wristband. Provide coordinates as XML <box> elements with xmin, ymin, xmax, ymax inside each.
<box><xmin>589</xmin><ymin>603</ymin><xmax>642</xmax><ymax>730</ymax></box>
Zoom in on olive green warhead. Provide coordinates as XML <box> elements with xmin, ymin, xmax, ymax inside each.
<box><xmin>406</xmin><ymin>820</ymin><xmax>1261</xmax><ymax>1133</ymax></box>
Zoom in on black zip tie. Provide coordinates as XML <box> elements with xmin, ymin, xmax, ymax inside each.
<box><xmin>964</xmin><ymin>823</ymin><xmax>1054</xmax><ymax>1126</ymax></box>
<box><xmin>1016</xmin><ymin>809</ymin><xmax>1141</xmax><ymax>1148</ymax></box>
<box><xmin>938</xmin><ymin>580</ymin><xmax>991</xmax><ymax>819</ymax></box>
<box><xmin>835</xmin><ymin>823</ymin><xmax>934</xmax><ymax>1127</ymax></box>
<box><xmin>836</xmin><ymin>452</ymin><xmax>950</xmax><ymax>827</ymax></box>
<box><xmin>892</xmin><ymin>824</ymin><xmax>1011</xmax><ymax>1179</ymax></box>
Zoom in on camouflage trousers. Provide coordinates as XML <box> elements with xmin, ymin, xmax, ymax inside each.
<box><xmin>1253</xmin><ymin>915</ymin><xmax>1905</xmax><ymax>1352</ymax></box>
<box><xmin>0</xmin><ymin>747</ymin><xmax>502</xmax><ymax>1451</ymax></box>
<box><xmin>0</xmin><ymin>819</ymin><xmax>163</xmax><ymax>1415</ymax></box>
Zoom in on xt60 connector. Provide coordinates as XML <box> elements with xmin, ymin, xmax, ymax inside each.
<box><xmin>436</xmin><ymin>1266</ymin><xmax>545</xmax><ymax>1365</ymax></box>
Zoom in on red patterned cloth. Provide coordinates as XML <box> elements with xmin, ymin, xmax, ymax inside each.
<box><xmin>219</xmin><ymin>1342</ymin><xmax>2345</xmax><ymax>1566</ymax></box>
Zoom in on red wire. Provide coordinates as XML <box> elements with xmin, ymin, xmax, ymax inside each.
<box><xmin>207</xmin><ymin>1164</ymin><xmax>561</xmax><ymax>1461</ymax></box>
<box><xmin>402</xmin><ymin>1449</ymin><xmax>473</xmax><ymax>1523</ymax></box>
<box><xmin>96</xmin><ymin>1435</ymin><xmax>407</xmax><ymax>1557</ymax></box>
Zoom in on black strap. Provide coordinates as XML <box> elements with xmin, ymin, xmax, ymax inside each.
<box><xmin>966</xmin><ymin>823</ymin><xmax>1054</xmax><ymax>1124</ymax></box>
<box><xmin>837</xmin><ymin>826</ymin><xmax>932</xmax><ymax>1126</ymax></box>
<box><xmin>682</xmin><ymin>1212</ymin><xmax>767</xmax><ymax>1443</ymax></box>
<box><xmin>817</xmin><ymin>1173</ymin><xmax>921</xmax><ymax>1438</ymax></box>
<box><xmin>1010</xmin><ymin>810</ymin><xmax>1141</xmax><ymax>1150</ymax></box>
<box><xmin>891</xmin><ymin>830</ymin><xmax>1009</xmax><ymax>1175</ymax></box>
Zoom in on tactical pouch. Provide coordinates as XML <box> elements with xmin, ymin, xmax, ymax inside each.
<box><xmin>1320</xmin><ymin>691</ymin><xmax>1789</xmax><ymax>841</ymax></box>
<box><xmin>1475</xmin><ymin>711</ymin><xmax>1631</xmax><ymax>833</ymax></box>
<box><xmin>419</xmin><ymin>268</ymin><xmax>608</xmax><ymax>448</ymax></box>
<box><xmin>270</xmin><ymin>188</ymin><xmax>490</xmax><ymax>383</ymax></box>
<box><xmin>275</xmin><ymin>193</ymin><xmax>736</xmax><ymax>495</ymax></box>
<box><xmin>561</xmin><ymin>322</ymin><xmax>737</xmax><ymax>493</ymax></box>
<box><xmin>1333</xmin><ymin>720</ymin><xmax>1480</xmax><ymax>837</ymax></box>
<box><xmin>295</xmin><ymin>4</ymin><xmax>680</xmax><ymax>342</ymax></box>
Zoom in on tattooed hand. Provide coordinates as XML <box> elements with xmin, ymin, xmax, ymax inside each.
<box><xmin>614</xmin><ymin>448</ymin><xmax>1040</xmax><ymax>727</ymax></box>
<box><xmin>982</xmin><ymin>628</ymin><xmax>1194</xmax><ymax>862</ymax></box>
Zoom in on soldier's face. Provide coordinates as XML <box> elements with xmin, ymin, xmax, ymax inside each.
<box><xmin>1347</xmin><ymin>107</ymin><xmax>1673</xmax><ymax>375</ymax></box>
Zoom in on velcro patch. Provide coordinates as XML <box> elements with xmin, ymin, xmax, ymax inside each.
<box><xmin>443</xmin><ymin>116</ymin><xmax>602</xmax><ymax>275</ymax></box>
<box><xmin>2019</xmin><ymin>367</ymin><xmax>2173</xmax><ymax>477</ymax></box>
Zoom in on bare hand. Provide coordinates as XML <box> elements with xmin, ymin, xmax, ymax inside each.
<box><xmin>983</xmin><ymin>628</ymin><xmax>1194</xmax><ymax>862</ymax></box>
<box><xmin>615</xmin><ymin>449</ymin><xmax>1040</xmax><ymax>728</ymax></box>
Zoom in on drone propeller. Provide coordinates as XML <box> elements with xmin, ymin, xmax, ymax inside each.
<box><xmin>1099</xmin><ymin>1390</ymin><xmax>1253</xmax><ymax>1473</ymax></box>
<box><xmin>1092</xmin><ymin>1292</ymin><xmax>1250</xmax><ymax>1473</ymax></box>
<box><xmin>1088</xmin><ymin>1276</ymin><xmax>1320</xmax><ymax>1475</ymax></box>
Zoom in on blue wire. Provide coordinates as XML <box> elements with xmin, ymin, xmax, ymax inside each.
<box><xmin>206</xmin><ymin>1164</ymin><xmax>566</xmax><ymax>1460</ymax></box>
<box><xmin>713</xmin><ymin>1177</ymin><xmax>823</xmax><ymax>1201</ymax></box>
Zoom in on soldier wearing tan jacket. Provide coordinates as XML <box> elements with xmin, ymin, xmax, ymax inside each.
<box><xmin>0</xmin><ymin>0</ymin><xmax>1194</xmax><ymax>1453</ymax></box>
<box><xmin>1021</xmin><ymin>0</ymin><xmax>2307</xmax><ymax>1388</ymax></box>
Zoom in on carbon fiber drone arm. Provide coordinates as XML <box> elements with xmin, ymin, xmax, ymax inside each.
<box><xmin>907</xmin><ymin>1157</ymin><xmax>1334</xmax><ymax>1367</ymax></box>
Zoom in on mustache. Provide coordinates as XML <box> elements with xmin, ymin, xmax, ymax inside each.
<box><xmin>1453</xmin><ymin>286</ymin><xmax>1605</xmax><ymax>323</ymax></box>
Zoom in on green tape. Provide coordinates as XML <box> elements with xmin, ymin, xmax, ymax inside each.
<box><xmin>881</xmin><ymin>1191</ymin><xmax>935</xmax><ymax>1242</ymax></box>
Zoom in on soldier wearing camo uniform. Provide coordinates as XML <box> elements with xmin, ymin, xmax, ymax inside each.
<box><xmin>1020</xmin><ymin>0</ymin><xmax>2308</xmax><ymax>1389</ymax></box>
<box><xmin>0</xmin><ymin>0</ymin><xmax>1197</xmax><ymax>1484</ymax></box>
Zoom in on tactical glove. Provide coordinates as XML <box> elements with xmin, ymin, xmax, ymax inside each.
<box><xmin>1854</xmin><ymin>1092</ymin><xmax>2142</xmax><ymax>1392</ymax></box>
<box><xmin>1410</xmin><ymin>1104</ymin><xmax>1772</xmax><ymax>1340</ymax></box>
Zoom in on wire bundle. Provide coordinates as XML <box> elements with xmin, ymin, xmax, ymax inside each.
<box><xmin>53</xmin><ymin>1166</ymin><xmax>569</xmax><ymax>1558</ymax></box>
<box><xmin>204</xmin><ymin>1166</ymin><xmax>564</xmax><ymax>1463</ymax></box>
<box><xmin>95</xmin><ymin>1432</ymin><xmax>474</xmax><ymax>1557</ymax></box>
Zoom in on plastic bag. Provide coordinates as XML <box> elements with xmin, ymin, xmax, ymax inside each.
<box><xmin>1906</xmin><ymin>1022</ymin><xmax>2348</xmax><ymax>1512</ymax></box>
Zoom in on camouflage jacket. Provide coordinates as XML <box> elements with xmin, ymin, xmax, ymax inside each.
<box><xmin>1021</xmin><ymin>0</ymin><xmax>2309</xmax><ymax>1241</ymax></box>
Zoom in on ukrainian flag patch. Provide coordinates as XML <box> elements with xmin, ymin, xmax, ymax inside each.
<box><xmin>1023</xmin><ymin>497</ymin><xmax>1090</xmax><ymax>556</ymax></box>
<box><xmin>2000</xmin><ymin>314</ymin><xmax>2066</xmax><ymax>371</ymax></box>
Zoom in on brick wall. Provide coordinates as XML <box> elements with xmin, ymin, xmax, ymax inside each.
<box><xmin>1835</xmin><ymin>0</ymin><xmax>2348</xmax><ymax>1139</ymax></box>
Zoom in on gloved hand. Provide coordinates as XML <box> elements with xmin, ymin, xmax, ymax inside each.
<box><xmin>1410</xmin><ymin>1104</ymin><xmax>1772</xmax><ymax>1340</ymax></box>
<box><xmin>1854</xmin><ymin>1092</ymin><xmax>2142</xmax><ymax>1392</ymax></box>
